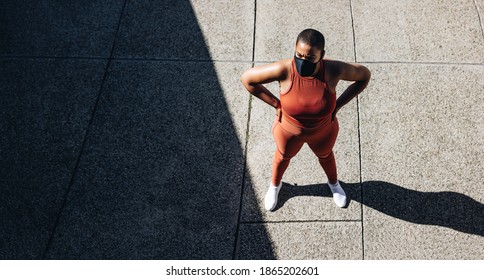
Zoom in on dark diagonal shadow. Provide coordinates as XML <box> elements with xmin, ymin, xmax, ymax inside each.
<box><xmin>43</xmin><ymin>0</ymin><xmax>274</xmax><ymax>260</ymax></box>
<box><xmin>276</xmin><ymin>181</ymin><xmax>484</xmax><ymax>236</ymax></box>
<box><xmin>1</xmin><ymin>0</ymin><xmax>274</xmax><ymax>259</ymax></box>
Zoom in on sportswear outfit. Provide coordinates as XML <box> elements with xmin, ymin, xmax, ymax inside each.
<box><xmin>265</xmin><ymin>58</ymin><xmax>347</xmax><ymax>210</ymax></box>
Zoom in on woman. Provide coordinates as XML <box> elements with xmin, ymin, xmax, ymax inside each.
<box><xmin>241</xmin><ymin>29</ymin><xmax>371</xmax><ymax>211</ymax></box>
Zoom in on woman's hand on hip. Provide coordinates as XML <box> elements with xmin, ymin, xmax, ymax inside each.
<box><xmin>276</xmin><ymin>103</ymin><xmax>282</xmax><ymax>122</ymax></box>
<box><xmin>331</xmin><ymin>107</ymin><xmax>339</xmax><ymax>122</ymax></box>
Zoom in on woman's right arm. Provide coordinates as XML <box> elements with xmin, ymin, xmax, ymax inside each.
<box><xmin>240</xmin><ymin>61</ymin><xmax>288</xmax><ymax>110</ymax></box>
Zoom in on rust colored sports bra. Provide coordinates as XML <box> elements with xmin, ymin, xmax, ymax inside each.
<box><xmin>280</xmin><ymin>59</ymin><xmax>336</xmax><ymax>128</ymax></box>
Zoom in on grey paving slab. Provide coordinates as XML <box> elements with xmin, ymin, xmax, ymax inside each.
<box><xmin>254</xmin><ymin>0</ymin><xmax>354</xmax><ymax>62</ymax></box>
<box><xmin>363</xmin><ymin>182</ymin><xmax>484</xmax><ymax>259</ymax></box>
<box><xmin>236</xmin><ymin>222</ymin><xmax>362</xmax><ymax>259</ymax></box>
<box><xmin>360</xmin><ymin>63</ymin><xmax>484</xmax><ymax>259</ymax></box>
<box><xmin>189</xmin><ymin>0</ymin><xmax>254</xmax><ymax>61</ymax></box>
<box><xmin>44</xmin><ymin>60</ymin><xmax>252</xmax><ymax>259</ymax></box>
<box><xmin>352</xmin><ymin>0</ymin><xmax>484</xmax><ymax>63</ymax></box>
<box><xmin>0</xmin><ymin>0</ymin><xmax>123</xmax><ymax>57</ymax></box>
<box><xmin>114</xmin><ymin>0</ymin><xmax>254</xmax><ymax>61</ymax></box>
<box><xmin>0</xmin><ymin>58</ymin><xmax>107</xmax><ymax>259</ymax></box>
<box><xmin>241</xmin><ymin>74</ymin><xmax>361</xmax><ymax>222</ymax></box>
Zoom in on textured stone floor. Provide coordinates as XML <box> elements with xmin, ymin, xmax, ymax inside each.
<box><xmin>1</xmin><ymin>0</ymin><xmax>483</xmax><ymax>259</ymax></box>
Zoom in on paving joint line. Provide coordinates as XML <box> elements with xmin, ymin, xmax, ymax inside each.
<box><xmin>356</xmin><ymin>96</ymin><xmax>365</xmax><ymax>260</ymax></box>
<box><xmin>349</xmin><ymin>0</ymin><xmax>365</xmax><ymax>260</ymax></box>
<box><xmin>255</xmin><ymin>60</ymin><xmax>483</xmax><ymax>66</ymax></box>
<box><xmin>241</xmin><ymin>219</ymin><xmax>361</xmax><ymax>224</ymax></box>
<box><xmin>232</xmin><ymin>96</ymin><xmax>253</xmax><ymax>260</ymax></box>
<box><xmin>0</xmin><ymin>55</ymin><xmax>108</xmax><ymax>60</ymax></box>
<box><xmin>41</xmin><ymin>0</ymin><xmax>129</xmax><ymax>259</ymax></box>
<box><xmin>0</xmin><ymin>55</ymin><xmax>253</xmax><ymax>63</ymax></box>
<box><xmin>110</xmin><ymin>58</ymin><xmax>254</xmax><ymax>63</ymax></box>
<box><xmin>232</xmin><ymin>0</ymin><xmax>257</xmax><ymax>260</ymax></box>
<box><xmin>361</xmin><ymin>61</ymin><xmax>484</xmax><ymax>66</ymax></box>
<box><xmin>349</xmin><ymin>0</ymin><xmax>358</xmax><ymax>63</ymax></box>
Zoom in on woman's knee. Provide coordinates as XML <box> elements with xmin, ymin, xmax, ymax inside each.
<box><xmin>274</xmin><ymin>148</ymin><xmax>294</xmax><ymax>163</ymax></box>
<box><xmin>315</xmin><ymin>150</ymin><xmax>334</xmax><ymax>162</ymax></box>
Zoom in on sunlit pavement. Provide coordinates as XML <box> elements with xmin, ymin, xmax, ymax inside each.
<box><xmin>1</xmin><ymin>0</ymin><xmax>483</xmax><ymax>259</ymax></box>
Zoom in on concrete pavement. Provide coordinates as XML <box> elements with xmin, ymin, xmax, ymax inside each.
<box><xmin>1</xmin><ymin>0</ymin><xmax>483</xmax><ymax>259</ymax></box>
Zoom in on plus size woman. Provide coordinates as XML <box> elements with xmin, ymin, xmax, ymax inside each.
<box><xmin>241</xmin><ymin>29</ymin><xmax>371</xmax><ymax>211</ymax></box>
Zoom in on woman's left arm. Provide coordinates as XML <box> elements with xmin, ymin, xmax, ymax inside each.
<box><xmin>332</xmin><ymin>62</ymin><xmax>371</xmax><ymax>119</ymax></box>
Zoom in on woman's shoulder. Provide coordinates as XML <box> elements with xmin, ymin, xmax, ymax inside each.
<box><xmin>271</xmin><ymin>58</ymin><xmax>293</xmax><ymax>73</ymax></box>
<box><xmin>241</xmin><ymin>58</ymin><xmax>292</xmax><ymax>83</ymax></box>
<box><xmin>261</xmin><ymin>58</ymin><xmax>293</xmax><ymax>80</ymax></box>
<box><xmin>324</xmin><ymin>59</ymin><xmax>348</xmax><ymax>80</ymax></box>
<box><xmin>280</xmin><ymin>58</ymin><xmax>293</xmax><ymax>66</ymax></box>
<box><xmin>278</xmin><ymin>58</ymin><xmax>293</xmax><ymax>78</ymax></box>
<box><xmin>324</xmin><ymin>59</ymin><xmax>370</xmax><ymax>81</ymax></box>
<box><xmin>324</xmin><ymin>58</ymin><xmax>342</xmax><ymax>72</ymax></box>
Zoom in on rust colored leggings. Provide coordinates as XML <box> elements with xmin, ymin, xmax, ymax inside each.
<box><xmin>271</xmin><ymin>114</ymin><xmax>339</xmax><ymax>185</ymax></box>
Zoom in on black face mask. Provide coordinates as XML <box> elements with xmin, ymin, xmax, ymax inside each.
<box><xmin>294</xmin><ymin>55</ymin><xmax>318</xmax><ymax>77</ymax></box>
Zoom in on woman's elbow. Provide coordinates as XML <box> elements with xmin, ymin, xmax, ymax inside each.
<box><xmin>357</xmin><ymin>66</ymin><xmax>371</xmax><ymax>88</ymax></box>
<box><xmin>365</xmin><ymin>67</ymin><xmax>371</xmax><ymax>81</ymax></box>
<box><xmin>240</xmin><ymin>70</ymin><xmax>256</xmax><ymax>90</ymax></box>
<box><xmin>240</xmin><ymin>70</ymin><xmax>249</xmax><ymax>84</ymax></box>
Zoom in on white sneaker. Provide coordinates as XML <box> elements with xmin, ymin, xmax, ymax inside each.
<box><xmin>328</xmin><ymin>181</ymin><xmax>347</xmax><ymax>208</ymax></box>
<box><xmin>264</xmin><ymin>181</ymin><xmax>282</xmax><ymax>211</ymax></box>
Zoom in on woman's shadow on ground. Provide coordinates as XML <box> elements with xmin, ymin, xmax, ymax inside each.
<box><xmin>276</xmin><ymin>180</ymin><xmax>484</xmax><ymax>237</ymax></box>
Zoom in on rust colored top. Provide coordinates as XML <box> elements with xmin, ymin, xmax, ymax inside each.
<box><xmin>280</xmin><ymin>59</ymin><xmax>336</xmax><ymax>128</ymax></box>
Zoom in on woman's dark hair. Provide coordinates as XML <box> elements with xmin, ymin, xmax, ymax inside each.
<box><xmin>296</xmin><ymin>29</ymin><xmax>325</xmax><ymax>51</ymax></box>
